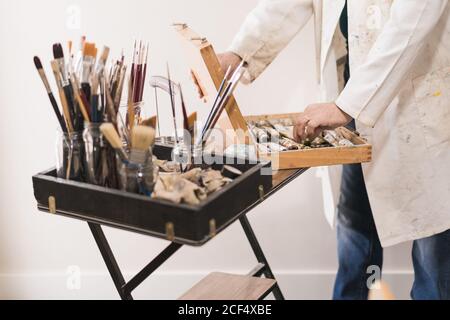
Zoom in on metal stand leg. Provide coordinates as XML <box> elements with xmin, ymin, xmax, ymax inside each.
<box><xmin>123</xmin><ymin>242</ymin><xmax>182</xmax><ymax>294</ymax></box>
<box><xmin>88</xmin><ymin>223</ymin><xmax>133</xmax><ymax>300</ymax></box>
<box><xmin>89</xmin><ymin>223</ymin><xmax>182</xmax><ymax>300</ymax></box>
<box><xmin>240</xmin><ymin>215</ymin><xmax>285</xmax><ymax>300</ymax></box>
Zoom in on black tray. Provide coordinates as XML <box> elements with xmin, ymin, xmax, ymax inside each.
<box><xmin>32</xmin><ymin>145</ymin><xmax>272</xmax><ymax>246</ymax></box>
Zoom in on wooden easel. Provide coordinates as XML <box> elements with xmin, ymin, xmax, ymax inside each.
<box><xmin>174</xmin><ymin>24</ymin><xmax>253</xmax><ymax>146</ymax></box>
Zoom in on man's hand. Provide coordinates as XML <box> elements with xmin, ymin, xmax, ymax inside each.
<box><xmin>217</xmin><ymin>52</ymin><xmax>243</xmax><ymax>77</ymax></box>
<box><xmin>294</xmin><ymin>103</ymin><xmax>353</xmax><ymax>142</ymax></box>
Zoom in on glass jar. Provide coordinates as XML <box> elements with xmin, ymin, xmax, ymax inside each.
<box><xmin>83</xmin><ymin>123</ymin><xmax>105</xmax><ymax>185</ymax></box>
<box><xmin>117</xmin><ymin>151</ymin><xmax>158</xmax><ymax>195</ymax></box>
<box><xmin>56</xmin><ymin>130</ymin><xmax>85</xmax><ymax>181</ymax></box>
<box><xmin>172</xmin><ymin>142</ymin><xmax>203</xmax><ymax>168</ymax></box>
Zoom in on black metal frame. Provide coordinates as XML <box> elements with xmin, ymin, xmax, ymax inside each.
<box><xmin>86</xmin><ymin>169</ymin><xmax>309</xmax><ymax>300</ymax></box>
<box><xmin>88</xmin><ymin>213</ymin><xmax>284</xmax><ymax>300</ymax></box>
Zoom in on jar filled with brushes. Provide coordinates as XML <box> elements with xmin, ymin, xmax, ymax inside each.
<box><xmin>56</xmin><ymin>130</ymin><xmax>86</xmax><ymax>181</ymax></box>
<box><xmin>118</xmin><ymin>158</ymin><xmax>159</xmax><ymax>195</ymax></box>
<box><xmin>172</xmin><ymin>141</ymin><xmax>203</xmax><ymax>171</ymax></box>
<box><xmin>83</xmin><ymin>123</ymin><xmax>106</xmax><ymax>186</ymax></box>
<box><xmin>118</xmin><ymin>126</ymin><xmax>158</xmax><ymax>195</ymax></box>
<box><xmin>100</xmin><ymin>123</ymin><xmax>158</xmax><ymax>195</ymax></box>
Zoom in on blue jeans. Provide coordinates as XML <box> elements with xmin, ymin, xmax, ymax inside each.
<box><xmin>333</xmin><ymin>164</ymin><xmax>450</xmax><ymax>300</ymax></box>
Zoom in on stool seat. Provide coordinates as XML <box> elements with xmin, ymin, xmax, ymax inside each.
<box><xmin>179</xmin><ymin>272</ymin><xmax>277</xmax><ymax>300</ymax></box>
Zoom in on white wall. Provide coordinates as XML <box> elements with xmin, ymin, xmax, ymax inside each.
<box><xmin>0</xmin><ymin>0</ymin><xmax>414</xmax><ymax>300</ymax></box>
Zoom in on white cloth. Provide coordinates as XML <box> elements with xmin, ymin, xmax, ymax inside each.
<box><xmin>229</xmin><ymin>0</ymin><xmax>450</xmax><ymax>247</ymax></box>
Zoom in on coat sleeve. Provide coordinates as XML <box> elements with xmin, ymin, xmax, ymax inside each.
<box><xmin>335</xmin><ymin>0</ymin><xmax>448</xmax><ymax>128</ymax></box>
<box><xmin>229</xmin><ymin>0</ymin><xmax>314</xmax><ymax>83</ymax></box>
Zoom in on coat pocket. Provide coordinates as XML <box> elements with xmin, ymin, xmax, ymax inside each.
<box><xmin>412</xmin><ymin>67</ymin><xmax>450</xmax><ymax>149</ymax></box>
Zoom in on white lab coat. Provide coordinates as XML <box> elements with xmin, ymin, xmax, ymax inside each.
<box><xmin>229</xmin><ymin>0</ymin><xmax>450</xmax><ymax>247</ymax></box>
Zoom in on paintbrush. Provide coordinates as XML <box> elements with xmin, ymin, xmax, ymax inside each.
<box><xmin>90</xmin><ymin>72</ymin><xmax>100</xmax><ymax>122</ymax></box>
<box><xmin>166</xmin><ymin>63</ymin><xmax>180</xmax><ymax>145</ymax></box>
<box><xmin>68</xmin><ymin>41</ymin><xmax>73</xmax><ymax>57</ymax></box>
<box><xmin>113</xmin><ymin>65</ymin><xmax>127</xmax><ymax>111</ymax></box>
<box><xmin>167</xmin><ymin>63</ymin><xmax>183</xmax><ymax>172</ymax></box>
<box><xmin>188</xmin><ymin>112</ymin><xmax>197</xmax><ymax>132</ymax></box>
<box><xmin>198</xmin><ymin>62</ymin><xmax>245</xmax><ymax>146</ymax></box>
<box><xmin>154</xmin><ymin>87</ymin><xmax>161</xmax><ymax>137</ymax></box>
<box><xmin>100</xmin><ymin>123</ymin><xmax>128</xmax><ymax>161</ymax></box>
<box><xmin>139</xmin><ymin>43</ymin><xmax>149</xmax><ymax>101</ymax></box>
<box><xmin>74</xmin><ymin>36</ymin><xmax>86</xmax><ymax>80</ymax></box>
<box><xmin>142</xmin><ymin>116</ymin><xmax>158</xmax><ymax>129</ymax></box>
<box><xmin>131</xmin><ymin>125</ymin><xmax>156</xmax><ymax>159</ymax></box>
<box><xmin>69</xmin><ymin>72</ymin><xmax>91</xmax><ymax>124</ymax></box>
<box><xmin>179</xmin><ymin>84</ymin><xmax>189</xmax><ymax>131</ymax></box>
<box><xmin>208</xmin><ymin>68</ymin><xmax>244</xmax><ymax>130</ymax></box>
<box><xmin>34</xmin><ymin>56</ymin><xmax>68</xmax><ymax>133</ymax></box>
<box><xmin>92</xmin><ymin>47</ymin><xmax>109</xmax><ymax>121</ymax></box>
<box><xmin>80</xmin><ymin>42</ymin><xmax>97</xmax><ymax>101</ymax></box>
<box><xmin>201</xmin><ymin>65</ymin><xmax>231</xmax><ymax>138</ymax></box>
<box><xmin>127</xmin><ymin>74</ymin><xmax>135</xmax><ymax>131</ymax></box>
<box><xmin>95</xmin><ymin>46</ymin><xmax>110</xmax><ymax>75</ymax></box>
<box><xmin>131</xmin><ymin>40</ymin><xmax>137</xmax><ymax>86</ymax></box>
<box><xmin>179</xmin><ymin>83</ymin><xmax>192</xmax><ymax>148</ymax></box>
<box><xmin>104</xmin><ymin>73</ymin><xmax>117</xmax><ymax>128</ymax></box>
<box><xmin>53</xmin><ymin>43</ymin><xmax>79</xmax><ymax>130</ymax></box>
<box><xmin>51</xmin><ymin>60</ymin><xmax>74</xmax><ymax>133</ymax></box>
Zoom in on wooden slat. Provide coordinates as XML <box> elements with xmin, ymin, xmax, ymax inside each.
<box><xmin>245</xmin><ymin>113</ymin><xmax>372</xmax><ymax>169</ymax></box>
<box><xmin>179</xmin><ymin>272</ymin><xmax>276</xmax><ymax>301</ymax></box>
<box><xmin>244</xmin><ymin>112</ymin><xmax>302</xmax><ymax>123</ymax></box>
<box><xmin>261</xmin><ymin>145</ymin><xmax>372</xmax><ymax>170</ymax></box>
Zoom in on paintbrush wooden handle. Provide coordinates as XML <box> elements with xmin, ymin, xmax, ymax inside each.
<box><xmin>69</xmin><ymin>74</ymin><xmax>91</xmax><ymax>124</ymax></box>
<box><xmin>91</xmin><ymin>95</ymin><xmax>99</xmax><ymax>123</ymax></box>
<box><xmin>58</xmin><ymin>87</ymin><xmax>74</xmax><ymax>133</ymax></box>
<box><xmin>49</xmin><ymin>92</ymin><xmax>68</xmax><ymax>133</ymax></box>
<box><xmin>51</xmin><ymin>60</ymin><xmax>74</xmax><ymax>132</ymax></box>
<box><xmin>63</xmin><ymin>84</ymin><xmax>78</xmax><ymax>129</ymax></box>
<box><xmin>81</xmin><ymin>83</ymin><xmax>91</xmax><ymax>102</ymax></box>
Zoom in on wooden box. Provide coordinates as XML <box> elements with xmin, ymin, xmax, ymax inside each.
<box><xmin>244</xmin><ymin>113</ymin><xmax>371</xmax><ymax>170</ymax></box>
<box><xmin>33</xmin><ymin>145</ymin><xmax>272</xmax><ymax>246</ymax></box>
<box><xmin>175</xmin><ymin>25</ymin><xmax>372</xmax><ymax>170</ymax></box>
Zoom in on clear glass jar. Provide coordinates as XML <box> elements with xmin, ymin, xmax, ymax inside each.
<box><xmin>172</xmin><ymin>143</ymin><xmax>203</xmax><ymax>168</ymax></box>
<box><xmin>83</xmin><ymin>123</ymin><xmax>105</xmax><ymax>185</ymax></box>
<box><xmin>117</xmin><ymin>152</ymin><xmax>158</xmax><ymax>195</ymax></box>
<box><xmin>56</xmin><ymin>130</ymin><xmax>85</xmax><ymax>181</ymax></box>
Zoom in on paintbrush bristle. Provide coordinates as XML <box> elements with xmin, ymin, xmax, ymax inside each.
<box><xmin>53</xmin><ymin>43</ymin><xmax>64</xmax><ymax>59</ymax></box>
<box><xmin>83</xmin><ymin>42</ymin><xmax>97</xmax><ymax>58</ymax></box>
<box><xmin>100</xmin><ymin>46</ymin><xmax>110</xmax><ymax>64</ymax></box>
<box><xmin>100</xmin><ymin>123</ymin><xmax>123</xmax><ymax>149</ymax></box>
<box><xmin>188</xmin><ymin>112</ymin><xmax>197</xmax><ymax>130</ymax></box>
<box><xmin>33</xmin><ymin>56</ymin><xmax>43</xmax><ymax>70</ymax></box>
<box><xmin>68</xmin><ymin>41</ymin><xmax>73</xmax><ymax>54</ymax></box>
<box><xmin>142</xmin><ymin>116</ymin><xmax>158</xmax><ymax>129</ymax></box>
<box><xmin>131</xmin><ymin>126</ymin><xmax>156</xmax><ymax>151</ymax></box>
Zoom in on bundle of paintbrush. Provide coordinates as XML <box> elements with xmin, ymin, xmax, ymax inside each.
<box><xmin>127</xmin><ymin>41</ymin><xmax>149</xmax><ymax>130</ymax></box>
<box><xmin>196</xmin><ymin>61</ymin><xmax>246</xmax><ymax>148</ymax></box>
<box><xmin>34</xmin><ymin>37</ymin><xmax>153</xmax><ymax>189</ymax></box>
<box><xmin>100</xmin><ymin>123</ymin><xmax>157</xmax><ymax>195</ymax></box>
